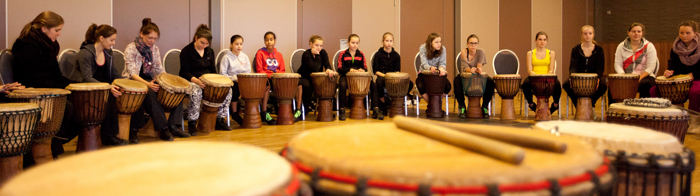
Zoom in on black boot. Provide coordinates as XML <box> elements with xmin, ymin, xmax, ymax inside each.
<box><xmin>188</xmin><ymin>120</ymin><xmax>197</xmax><ymax>136</ymax></box>
<box><xmin>129</xmin><ymin>128</ymin><xmax>139</xmax><ymax>144</ymax></box>
<box><xmin>373</xmin><ymin>107</ymin><xmax>384</xmax><ymax>120</ymax></box>
<box><xmin>51</xmin><ymin>137</ymin><xmax>65</xmax><ymax>159</ymax></box>
<box><xmin>215</xmin><ymin>118</ymin><xmax>233</xmax><ymax>131</ymax></box>
<box><xmin>159</xmin><ymin>127</ymin><xmax>174</xmax><ymax>141</ymax></box>
<box><xmin>550</xmin><ymin>103</ymin><xmax>559</xmax><ymax>114</ymax></box>
<box><xmin>230</xmin><ymin>111</ymin><xmax>244</xmax><ymax>126</ymax></box>
<box><xmin>103</xmin><ymin>135</ymin><xmax>128</xmax><ymax>146</ymax></box>
<box><xmin>339</xmin><ymin>110</ymin><xmax>346</xmax><ymax>121</ymax></box>
<box><xmin>170</xmin><ymin>124</ymin><xmax>191</xmax><ymax>137</ymax></box>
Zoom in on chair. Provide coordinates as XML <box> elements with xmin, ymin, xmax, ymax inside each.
<box><xmin>58</xmin><ymin>49</ymin><xmax>82</xmax><ymax>82</ymax></box>
<box><xmin>492</xmin><ymin>49</ymin><xmax>520</xmax><ymax>117</ymax></box>
<box><xmin>163</xmin><ymin>49</ymin><xmax>181</xmax><ymax>75</ymax></box>
<box><xmin>215</xmin><ymin>49</ymin><xmax>230</xmax><ymax>74</ymax></box>
<box><xmin>112</xmin><ymin>49</ymin><xmax>126</xmax><ymax>74</ymax></box>
<box><xmin>413</xmin><ymin>52</ymin><xmax>449</xmax><ymax>116</ymax></box>
<box><xmin>289</xmin><ymin>49</ymin><xmax>306</xmax><ymax>120</ymax></box>
<box><xmin>0</xmin><ymin>49</ymin><xmax>14</xmax><ymax>84</ymax></box>
<box><xmin>369</xmin><ymin>50</ymin><xmax>408</xmax><ymax>116</ymax></box>
<box><xmin>453</xmin><ymin>52</ymin><xmax>461</xmax><ymax>113</ymax></box>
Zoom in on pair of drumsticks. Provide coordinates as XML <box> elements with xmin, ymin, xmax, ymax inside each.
<box><xmin>393</xmin><ymin>116</ymin><xmax>567</xmax><ymax>165</ymax></box>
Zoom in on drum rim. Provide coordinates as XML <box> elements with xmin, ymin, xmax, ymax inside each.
<box><xmin>112</xmin><ymin>79</ymin><xmax>148</xmax><ymax>92</ymax></box>
<box><xmin>271</xmin><ymin>73</ymin><xmax>301</xmax><ymax>78</ymax></box>
<box><xmin>493</xmin><ymin>74</ymin><xmax>521</xmax><ymax>78</ymax></box>
<box><xmin>346</xmin><ymin>72</ymin><xmax>372</xmax><ymax>77</ymax></box>
<box><xmin>7</xmin><ymin>88</ymin><xmax>71</xmax><ymax>98</ymax></box>
<box><xmin>608</xmin><ymin>103</ymin><xmax>688</xmax><ymax>116</ymax></box>
<box><xmin>201</xmin><ymin>73</ymin><xmax>234</xmax><ymax>87</ymax></box>
<box><xmin>238</xmin><ymin>73</ymin><xmax>269</xmax><ymax>77</ymax></box>
<box><xmin>156</xmin><ymin>73</ymin><xmax>191</xmax><ymax>93</ymax></box>
<box><xmin>0</xmin><ymin>102</ymin><xmax>42</xmax><ymax>112</ymax></box>
<box><xmin>607</xmin><ymin>73</ymin><xmax>639</xmax><ymax>78</ymax></box>
<box><xmin>65</xmin><ymin>82</ymin><xmax>112</xmax><ymax>91</ymax></box>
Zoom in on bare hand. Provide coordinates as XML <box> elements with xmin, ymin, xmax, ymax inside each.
<box><xmin>111</xmin><ymin>85</ymin><xmax>122</xmax><ymax>97</ymax></box>
<box><xmin>193</xmin><ymin>77</ymin><xmax>206</xmax><ymax>88</ymax></box>
<box><xmin>325</xmin><ymin>69</ymin><xmax>336</xmax><ymax>77</ymax></box>
<box><xmin>430</xmin><ymin>66</ymin><xmax>437</xmax><ymax>73</ymax></box>
<box><xmin>439</xmin><ymin>68</ymin><xmax>447</xmax><ymax>76</ymax></box>
<box><xmin>311</xmin><ymin>48</ymin><xmax>320</xmax><ymax>55</ymax></box>
<box><xmin>149</xmin><ymin>80</ymin><xmax>160</xmax><ymax>92</ymax></box>
<box><xmin>350</xmin><ymin>69</ymin><xmax>358</xmax><ymax>72</ymax></box>
<box><xmin>4</xmin><ymin>82</ymin><xmax>24</xmax><ymax>92</ymax></box>
<box><xmin>358</xmin><ymin>69</ymin><xmax>366</xmax><ymax>73</ymax></box>
<box><xmin>664</xmin><ymin>70</ymin><xmax>673</xmax><ymax>78</ymax></box>
<box><xmin>470</xmin><ymin>67</ymin><xmax>477</xmax><ymax>74</ymax></box>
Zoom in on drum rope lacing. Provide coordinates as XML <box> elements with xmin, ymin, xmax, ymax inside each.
<box><xmin>281</xmin><ymin>147</ymin><xmax>612</xmax><ymax>195</ymax></box>
<box><xmin>0</xmin><ymin>108</ymin><xmax>41</xmax><ymax>157</ymax></box>
<box><xmin>604</xmin><ymin>148</ymin><xmax>695</xmax><ymax>196</ymax></box>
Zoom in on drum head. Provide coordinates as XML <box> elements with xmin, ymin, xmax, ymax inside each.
<box><xmin>656</xmin><ymin>74</ymin><xmax>693</xmax><ymax>82</ymax></box>
<box><xmin>534</xmin><ymin>121</ymin><xmax>682</xmax><ymax>154</ymax></box>
<box><xmin>0</xmin><ymin>141</ymin><xmax>293</xmax><ymax>196</ymax></box>
<box><xmin>65</xmin><ymin>83</ymin><xmax>112</xmax><ymax>91</ymax></box>
<box><xmin>238</xmin><ymin>73</ymin><xmax>268</xmax><ymax>78</ymax></box>
<box><xmin>310</xmin><ymin>72</ymin><xmax>330</xmax><ymax>77</ymax></box>
<box><xmin>7</xmin><ymin>88</ymin><xmax>71</xmax><ymax>98</ymax></box>
<box><xmin>493</xmin><ymin>74</ymin><xmax>521</xmax><ymax>79</ymax></box>
<box><xmin>346</xmin><ymin>72</ymin><xmax>371</xmax><ymax>77</ymax></box>
<box><xmin>531</xmin><ymin>74</ymin><xmax>557</xmax><ymax>77</ymax></box>
<box><xmin>420</xmin><ymin>70</ymin><xmax>438</xmax><ymax>75</ymax></box>
<box><xmin>156</xmin><ymin>73</ymin><xmax>190</xmax><ymax>93</ymax></box>
<box><xmin>0</xmin><ymin>103</ymin><xmax>41</xmax><ymax>112</ymax></box>
<box><xmin>385</xmin><ymin>72</ymin><xmax>410</xmax><ymax>79</ymax></box>
<box><xmin>570</xmin><ymin>73</ymin><xmax>597</xmax><ymax>78</ymax></box>
<box><xmin>272</xmin><ymin>73</ymin><xmax>301</xmax><ymax>79</ymax></box>
<box><xmin>201</xmin><ymin>74</ymin><xmax>233</xmax><ymax>87</ymax></box>
<box><xmin>287</xmin><ymin>123</ymin><xmax>604</xmax><ymax>189</ymax></box>
<box><xmin>608</xmin><ymin>73</ymin><xmax>639</xmax><ymax>79</ymax></box>
<box><xmin>112</xmin><ymin>79</ymin><xmax>148</xmax><ymax>92</ymax></box>
<box><xmin>608</xmin><ymin>103</ymin><xmax>688</xmax><ymax>119</ymax></box>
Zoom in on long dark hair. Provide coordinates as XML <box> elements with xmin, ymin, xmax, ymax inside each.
<box><xmin>425</xmin><ymin>33</ymin><xmax>442</xmax><ymax>60</ymax></box>
<box><xmin>193</xmin><ymin>24</ymin><xmax>212</xmax><ymax>43</ymax></box>
<box><xmin>19</xmin><ymin>11</ymin><xmax>64</xmax><ymax>39</ymax></box>
<box><xmin>84</xmin><ymin>24</ymin><xmax>116</xmax><ymax>44</ymax></box>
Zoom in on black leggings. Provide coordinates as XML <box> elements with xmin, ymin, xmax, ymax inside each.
<box><xmin>230</xmin><ymin>81</ymin><xmax>240</xmax><ymax>102</ymax></box>
<box><xmin>453</xmin><ymin>75</ymin><xmax>495</xmax><ymax>108</ymax></box>
<box><xmin>300</xmin><ymin>78</ymin><xmax>313</xmax><ymax>109</ymax></box>
<box><xmin>130</xmin><ymin>88</ymin><xmax>184</xmax><ymax>131</ymax></box>
<box><xmin>370</xmin><ymin>76</ymin><xmax>414</xmax><ymax>108</ymax></box>
<box><xmin>522</xmin><ymin>77</ymin><xmax>562</xmax><ymax>105</ymax></box>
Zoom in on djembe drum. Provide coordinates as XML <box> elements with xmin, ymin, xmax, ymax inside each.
<box><xmin>608</xmin><ymin>73</ymin><xmax>640</xmax><ymax>103</ymax></box>
<box><xmin>156</xmin><ymin>73</ymin><xmax>190</xmax><ymax>120</ymax></box>
<box><xmin>421</xmin><ymin>70</ymin><xmax>446</xmax><ymax>118</ymax></box>
<box><xmin>272</xmin><ymin>73</ymin><xmax>301</xmax><ymax>125</ymax></box>
<box><xmin>346</xmin><ymin>72</ymin><xmax>371</xmax><ymax>119</ymax></box>
<box><xmin>112</xmin><ymin>79</ymin><xmax>147</xmax><ymax>142</ymax></box>
<box><xmin>238</xmin><ymin>73</ymin><xmax>269</xmax><ymax>128</ymax></box>
<box><xmin>529</xmin><ymin>74</ymin><xmax>558</xmax><ymax>121</ymax></box>
<box><xmin>493</xmin><ymin>74</ymin><xmax>521</xmax><ymax>120</ymax></box>
<box><xmin>385</xmin><ymin>72</ymin><xmax>410</xmax><ymax>118</ymax></box>
<box><xmin>311</xmin><ymin>72</ymin><xmax>337</xmax><ymax>122</ymax></box>
<box><xmin>0</xmin><ymin>103</ymin><xmax>40</xmax><ymax>186</ymax></box>
<box><xmin>283</xmin><ymin>123</ymin><xmax>614</xmax><ymax>195</ymax></box>
<box><xmin>656</xmin><ymin>74</ymin><xmax>693</xmax><ymax>106</ymax></box>
<box><xmin>65</xmin><ymin>83</ymin><xmax>112</xmax><ymax>152</ymax></box>
<box><xmin>461</xmin><ymin>72</ymin><xmax>487</xmax><ymax>118</ymax></box>
<box><xmin>535</xmin><ymin>121</ymin><xmax>695</xmax><ymax>196</ymax></box>
<box><xmin>0</xmin><ymin>141</ymin><xmax>301</xmax><ymax>196</ymax></box>
<box><xmin>197</xmin><ymin>74</ymin><xmax>233</xmax><ymax>133</ymax></box>
<box><xmin>7</xmin><ymin>88</ymin><xmax>70</xmax><ymax>165</ymax></box>
<box><xmin>570</xmin><ymin>73</ymin><xmax>598</xmax><ymax>121</ymax></box>
<box><xmin>607</xmin><ymin>101</ymin><xmax>689</xmax><ymax>143</ymax></box>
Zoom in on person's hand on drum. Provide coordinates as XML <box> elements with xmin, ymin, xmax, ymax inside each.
<box><xmin>0</xmin><ymin>82</ymin><xmax>25</xmax><ymax>93</ymax></box>
<box><xmin>376</xmin><ymin>72</ymin><xmax>385</xmax><ymax>77</ymax></box>
<box><xmin>664</xmin><ymin>70</ymin><xmax>674</xmax><ymax>78</ymax></box>
<box><xmin>111</xmin><ymin>85</ymin><xmax>122</xmax><ymax>97</ymax></box>
<box><xmin>358</xmin><ymin>69</ymin><xmax>366</xmax><ymax>73</ymax></box>
<box><xmin>350</xmin><ymin>68</ymin><xmax>358</xmax><ymax>72</ymax></box>
<box><xmin>325</xmin><ymin>69</ymin><xmax>336</xmax><ymax>77</ymax></box>
<box><xmin>470</xmin><ymin>67</ymin><xmax>477</xmax><ymax>74</ymax></box>
<box><xmin>192</xmin><ymin>77</ymin><xmax>206</xmax><ymax>88</ymax></box>
<box><xmin>149</xmin><ymin>80</ymin><xmax>160</xmax><ymax>92</ymax></box>
<box><xmin>438</xmin><ymin>67</ymin><xmax>447</xmax><ymax>76</ymax></box>
<box><xmin>430</xmin><ymin>66</ymin><xmax>438</xmax><ymax>73</ymax></box>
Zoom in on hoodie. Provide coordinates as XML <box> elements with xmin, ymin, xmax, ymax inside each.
<box><xmin>220</xmin><ymin>50</ymin><xmax>251</xmax><ymax>82</ymax></box>
<box><xmin>255</xmin><ymin>47</ymin><xmax>285</xmax><ymax>77</ymax></box>
<box><xmin>569</xmin><ymin>44</ymin><xmax>605</xmax><ymax>78</ymax></box>
<box><xmin>298</xmin><ymin>49</ymin><xmax>331</xmax><ymax>79</ymax></box>
<box><xmin>372</xmin><ymin>47</ymin><xmax>401</xmax><ymax>74</ymax></box>
<box><xmin>77</xmin><ymin>42</ymin><xmax>120</xmax><ymax>83</ymax></box>
<box><xmin>11</xmin><ymin>28</ymin><xmax>71</xmax><ymax>88</ymax></box>
<box><xmin>614</xmin><ymin>37</ymin><xmax>657</xmax><ymax>77</ymax></box>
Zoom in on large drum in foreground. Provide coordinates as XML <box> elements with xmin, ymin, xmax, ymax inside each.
<box><xmin>272</xmin><ymin>73</ymin><xmax>301</xmax><ymax>125</ymax></box>
<box><xmin>535</xmin><ymin>121</ymin><xmax>695</xmax><ymax>196</ymax></box>
<box><xmin>283</xmin><ymin>123</ymin><xmax>614</xmax><ymax>195</ymax></box>
<box><xmin>608</xmin><ymin>73</ymin><xmax>640</xmax><ymax>103</ymax></box>
<box><xmin>112</xmin><ymin>79</ymin><xmax>147</xmax><ymax>142</ymax></box>
<box><xmin>0</xmin><ymin>103</ymin><xmax>40</xmax><ymax>186</ymax></box>
<box><xmin>0</xmin><ymin>141</ymin><xmax>300</xmax><ymax>196</ymax></box>
<box><xmin>607</xmin><ymin>102</ymin><xmax>689</xmax><ymax>143</ymax></box>
<box><xmin>493</xmin><ymin>74</ymin><xmax>521</xmax><ymax>120</ymax></box>
<box><xmin>197</xmin><ymin>74</ymin><xmax>233</xmax><ymax>133</ymax></box>
<box><xmin>346</xmin><ymin>72</ymin><xmax>372</xmax><ymax>119</ymax></box>
<box><xmin>238</xmin><ymin>73</ymin><xmax>269</xmax><ymax>128</ymax></box>
<box><xmin>65</xmin><ymin>83</ymin><xmax>112</xmax><ymax>152</ymax></box>
<box><xmin>570</xmin><ymin>73</ymin><xmax>598</xmax><ymax>121</ymax></box>
<box><xmin>421</xmin><ymin>71</ymin><xmax>446</xmax><ymax>118</ymax></box>
<box><xmin>7</xmin><ymin>88</ymin><xmax>70</xmax><ymax>165</ymax></box>
<box><xmin>385</xmin><ymin>72</ymin><xmax>410</xmax><ymax>118</ymax></box>
<box><xmin>529</xmin><ymin>74</ymin><xmax>558</xmax><ymax>121</ymax></box>
<box><xmin>460</xmin><ymin>72</ymin><xmax>487</xmax><ymax>118</ymax></box>
<box><xmin>656</xmin><ymin>74</ymin><xmax>693</xmax><ymax>106</ymax></box>
<box><xmin>311</xmin><ymin>72</ymin><xmax>337</xmax><ymax>122</ymax></box>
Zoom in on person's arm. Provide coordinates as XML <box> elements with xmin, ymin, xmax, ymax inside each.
<box><xmin>596</xmin><ymin>46</ymin><xmax>605</xmax><ymax>78</ymax></box>
<box><xmin>207</xmin><ymin>49</ymin><xmax>217</xmax><ymax>74</ymax></box>
<box><xmin>644</xmin><ymin>43</ymin><xmax>658</xmax><ymax>77</ymax></box>
<box><xmin>438</xmin><ymin>46</ymin><xmax>447</xmax><ymax>71</ymax></box>
<box><xmin>614</xmin><ymin>43</ymin><xmax>625</xmax><ymax>74</ymax></box>
<box><xmin>220</xmin><ymin>55</ymin><xmax>234</xmax><ymax>80</ymax></box>
<box><xmin>124</xmin><ymin>44</ymin><xmax>142</xmax><ymax>78</ymax></box>
<box><xmin>419</xmin><ymin>46</ymin><xmax>431</xmax><ymax>72</ymax></box>
<box><xmin>278</xmin><ymin>53</ymin><xmax>286</xmax><ymax>73</ymax></box>
<box><xmin>337</xmin><ymin>51</ymin><xmax>351</xmax><ymax>75</ymax></box>
<box><xmin>299</xmin><ymin>51</ymin><xmax>313</xmax><ymax>78</ymax></box>
<box><xmin>77</xmin><ymin>49</ymin><xmax>100</xmax><ymax>83</ymax></box>
<box><xmin>179</xmin><ymin>48</ymin><xmax>195</xmax><ymax>81</ymax></box>
<box><xmin>526</xmin><ymin>51</ymin><xmax>535</xmax><ymax>75</ymax></box>
<box><xmin>255</xmin><ymin>50</ymin><xmax>266</xmax><ymax>74</ymax></box>
<box><xmin>569</xmin><ymin>48</ymin><xmax>578</xmax><ymax>75</ymax></box>
<box><xmin>320</xmin><ymin>49</ymin><xmax>332</xmax><ymax>71</ymax></box>
<box><xmin>393</xmin><ymin>53</ymin><xmax>401</xmax><ymax>73</ymax></box>
<box><xmin>476</xmin><ymin>49</ymin><xmax>487</xmax><ymax>73</ymax></box>
<box><xmin>372</xmin><ymin>51</ymin><xmax>382</xmax><ymax>76</ymax></box>
<box><xmin>152</xmin><ymin>46</ymin><xmax>165</xmax><ymax>76</ymax></box>
<box><xmin>548</xmin><ymin>50</ymin><xmax>556</xmax><ymax>74</ymax></box>
<box><xmin>360</xmin><ymin>51</ymin><xmax>367</xmax><ymax>72</ymax></box>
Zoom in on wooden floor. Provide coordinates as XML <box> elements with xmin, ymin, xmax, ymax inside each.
<box><xmin>56</xmin><ymin>91</ymin><xmax>700</xmax><ymax>195</ymax></box>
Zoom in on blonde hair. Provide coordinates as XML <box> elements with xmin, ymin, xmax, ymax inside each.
<box><xmin>580</xmin><ymin>25</ymin><xmax>597</xmax><ymax>45</ymax></box>
<box><xmin>382</xmin><ymin>32</ymin><xmax>394</xmax><ymax>42</ymax></box>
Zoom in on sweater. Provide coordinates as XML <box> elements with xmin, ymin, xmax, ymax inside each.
<box><xmin>569</xmin><ymin>44</ymin><xmax>605</xmax><ymax>78</ymax></box>
<box><xmin>337</xmin><ymin>48</ymin><xmax>367</xmax><ymax>76</ymax></box>
<box><xmin>77</xmin><ymin>42</ymin><xmax>120</xmax><ymax>83</ymax></box>
<box><xmin>123</xmin><ymin>42</ymin><xmax>165</xmax><ymax>81</ymax></box>
<box><xmin>418</xmin><ymin>44</ymin><xmax>447</xmax><ymax>72</ymax></box>
<box><xmin>298</xmin><ymin>49</ymin><xmax>331</xmax><ymax>79</ymax></box>
<box><xmin>179</xmin><ymin>42</ymin><xmax>216</xmax><ymax>80</ymax></box>
<box><xmin>219</xmin><ymin>50</ymin><xmax>251</xmax><ymax>82</ymax></box>
<box><xmin>11</xmin><ymin>29</ymin><xmax>71</xmax><ymax>88</ymax></box>
<box><xmin>614</xmin><ymin>38</ymin><xmax>657</xmax><ymax>77</ymax></box>
<box><xmin>669</xmin><ymin>49</ymin><xmax>700</xmax><ymax>78</ymax></box>
<box><xmin>372</xmin><ymin>47</ymin><xmax>401</xmax><ymax>74</ymax></box>
<box><xmin>460</xmin><ymin>48</ymin><xmax>486</xmax><ymax>72</ymax></box>
<box><xmin>255</xmin><ymin>47</ymin><xmax>285</xmax><ymax>77</ymax></box>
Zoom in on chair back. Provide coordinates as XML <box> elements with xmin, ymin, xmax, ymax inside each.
<box><xmin>492</xmin><ymin>49</ymin><xmax>520</xmax><ymax>75</ymax></box>
<box><xmin>58</xmin><ymin>49</ymin><xmax>82</xmax><ymax>82</ymax></box>
<box><xmin>163</xmin><ymin>49</ymin><xmax>181</xmax><ymax>75</ymax></box>
<box><xmin>290</xmin><ymin>49</ymin><xmax>306</xmax><ymax>73</ymax></box>
<box><xmin>0</xmin><ymin>49</ymin><xmax>14</xmax><ymax>84</ymax></box>
<box><xmin>112</xmin><ymin>49</ymin><xmax>126</xmax><ymax>74</ymax></box>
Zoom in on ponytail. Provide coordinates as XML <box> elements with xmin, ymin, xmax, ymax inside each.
<box><xmin>84</xmin><ymin>24</ymin><xmax>116</xmax><ymax>44</ymax></box>
<box><xmin>19</xmin><ymin>11</ymin><xmax>64</xmax><ymax>39</ymax></box>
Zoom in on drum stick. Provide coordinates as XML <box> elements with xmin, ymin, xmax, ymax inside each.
<box><xmin>393</xmin><ymin>116</ymin><xmax>525</xmax><ymax>165</ymax></box>
<box><xmin>432</xmin><ymin>121</ymin><xmax>567</xmax><ymax>153</ymax></box>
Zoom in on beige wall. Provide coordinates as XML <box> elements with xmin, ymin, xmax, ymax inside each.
<box><xmin>531</xmin><ymin>0</ymin><xmax>563</xmax><ymax>80</ymax></box>
<box><xmin>352</xmin><ymin>0</ymin><xmax>401</xmax><ymax>57</ymax></box>
<box><xmin>7</xmin><ymin>0</ymin><xmax>111</xmax><ymax>51</ymax></box>
<box><xmin>221</xmin><ymin>0</ymin><xmax>297</xmax><ymax>71</ymax></box>
<box><xmin>301</xmin><ymin>0</ymin><xmax>351</xmax><ymax>58</ymax></box>
<box><xmin>460</xmin><ymin>0</ymin><xmax>498</xmax><ymax>76</ymax></box>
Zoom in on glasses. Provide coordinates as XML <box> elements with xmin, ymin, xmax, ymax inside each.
<box><xmin>468</xmin><ymin>42</ymin><xmax>479</xmax><ymax>45</ymax></box>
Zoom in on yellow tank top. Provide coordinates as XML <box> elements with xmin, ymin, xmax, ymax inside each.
<box><xmin>531</xmin><ymin>48</ymin><xmax>550</xmax><ymax>74</ymax></box>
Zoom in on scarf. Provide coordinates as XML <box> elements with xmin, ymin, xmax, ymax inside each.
<box><xmin>24</xmin><ymin>28</ymin><xmax>59</xmax><ymax>57</ymax></box>
<box><xmin>673</xmin><ymin>32</ymin><xmax>700</xmax><ymax>65</ymax></box>
<box><xmin>134</xmin><ymin>37</ymin><xmax>153</xmax><ymax>75</ymax></box>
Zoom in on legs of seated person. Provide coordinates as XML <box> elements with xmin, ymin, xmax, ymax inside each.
<box><xmin>415</xmin><ymin>73</ymin><xmax>451</xmax><ymax>101</ymax></box>
<box><xmin>482</xmin><ymin>77</ymin><xmax>495</xmax><ymax>107</ymax></box>
<box><xmin>564</xmin><ymin>78</ymin><xmax>607</xmax><ymax>107</ymax></box>
<box><xmin>522</xmin><ymin>77</ymin><xmax>535</xmax><ymax>104</ymax></box>
<box><xmin>689</xmin><ymin>80</ymin><xmax>700</xmax><ymax>112</ymax></box>
<box><xmin>187</xmin><ymin>83</ymin><xmax>203</xmax><ymax>121</ymax></box>
<box><xmin>638</xmin><ymin>76</ymin><xmax>655</xmax><ymax>98</ymax></box>
<box><xmin>216</xmin><ymin>89</ymin><xmax>233</xmax><ymax>118</ymax></box>
<box><xmin>300</xmin><ymin>78</ymin><xmax>313</xmax><ymax>110</ymax></box>
<box><xmin>338</xmin><ymin>76</ymin><xmax>348</xmax><ymax>109</ymax></box>
<box><xmin>100</xmin><ymin>95</ymin><xmax>123</xmax><ymax>145</ymax></box>
<box><xmin>131</xmin><ymin>88</ymin><xmax>171</xmax><ymax>131</ymax></box>
<box><xmin>522</xmin><ymin>77</ymin><xmax>561</xmax><ymax>110</ymax></box>
<box><xmin>453</xmin><ymin>75</ymin><xmax>466</xmax><ymax>108</ymax></box>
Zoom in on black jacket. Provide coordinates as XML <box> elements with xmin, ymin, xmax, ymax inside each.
<box><xmin>11</xmin><ymin>28</ymin><xmax>71</xmax><ymax>88</ymax></box>
<box><xmin>179</xmin><ymin>42</ymin><xmax>215</xmax><ymax>80</ymax></box>
<box><xmin>669</xmin><ymin>50</ymin><xmax>700</xmax><ymax>78</ymax></box>
<box><xmin>298</xmin><ymin>49</ymin><xmax>331</xmax><ymax>79</ymax></box>
<box><xmin>77</xmin><ymin>42</ymin><xmax>120</xmax><ymax>83</ymax></box>
<box><xmin>337</xmin><ymin>49</ymin><xmax>367</xmax><ymax>76</ymax></box>
<box><xmin>372</xmin><ymin>47</ymin><xmax>401</xmax><ymax>74</ymax></box>
<box><xmin>569</xmin><ymin>44</ymin><xmax>605</xmax><ymax>78</ymax></box>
